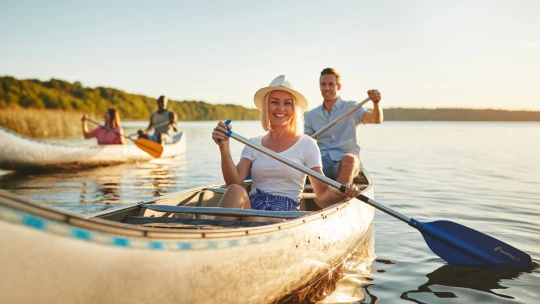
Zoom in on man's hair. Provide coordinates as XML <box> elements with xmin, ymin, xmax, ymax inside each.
<box><xmin>157</xmin><ymin>95</ymin><xmax>168</xmax><ymax>103</ymax></box>
<box><xmin>320</xmin><ymin>68</ymin><xmax>341</xmax><ymax>85</ymax></box>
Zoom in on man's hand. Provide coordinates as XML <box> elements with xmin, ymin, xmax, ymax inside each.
<box><xmin>367</xmin><ymin>89</ymin><xmax>381</xmax><ymax>104</ymax></box>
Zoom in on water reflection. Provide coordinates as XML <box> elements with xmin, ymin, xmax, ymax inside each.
<box><xmin>0</xmin><ymin>154</ymin><xmax>187</xmax><ymax>213</ymax></box>
<box><xmin>283</xmin><ymin>225</ymin><xmax>376</xmax><ymax>304</ymax></box>
<box><xmin>401</xmin><ymin>265</ymin><xmax>525</xmax><ymax>303</ymax></box>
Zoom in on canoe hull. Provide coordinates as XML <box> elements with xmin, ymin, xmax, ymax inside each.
<box><xmin>0</xmin><ymin>177</ymin><xmax>375</xmax><ymax>303</ymax></box>
<box><xmin>0</xmin><ymin>126</ymin><xmax>186</xmax><ymax>171</ymax></box>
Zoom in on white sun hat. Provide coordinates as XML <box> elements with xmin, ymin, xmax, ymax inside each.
<box><xmin>253</xmin><ymin>75</ymin><xmax>308</xmax><ymax>113</ymax></box>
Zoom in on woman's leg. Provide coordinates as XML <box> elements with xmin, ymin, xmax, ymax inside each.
<box><xmin>216</xmin><ymin>184</ymin><xmax>250</xmax><ymax>221</ymax></box>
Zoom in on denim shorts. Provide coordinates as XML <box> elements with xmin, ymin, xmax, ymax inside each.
<box><xmin>321</xmin><ymin>154</ymin><xmax>340</xmax><ymax>180</ymax></box>
<box><xmin>249</xmin><ymin>188</ymin><xmax>301</xmax><ymax>211</ymax></box>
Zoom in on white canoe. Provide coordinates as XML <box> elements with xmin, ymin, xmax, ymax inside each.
<box><xmin>0</xmin><ymin>172</ymin><xmax>376</xmax><ymax>303</ymax></box>
<box><xmin>0</xmin><ymin>126</ymin><xmax>186</xmax><ymax>171</ymax></box>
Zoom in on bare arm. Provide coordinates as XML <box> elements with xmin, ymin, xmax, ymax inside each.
<box><xmin>118</xmin><ymin>128</ymin><xmax>126</xmax><ymax>145</ymax></box>
<box><xmin>212</xmin><ymin>121</ymin><xmax>251</xmax><ymax>185</ymax></box>
<box><xmin>309</xmin><ymin>167</ymin><xmax>361</xmax><ymax>208</ymax></box>
<box><xmin>137</xmin><ymin>117</ymin><xmax>154</xmax><ymax>136</ymax></box>
<box><xmin>169</xmin><ymin>111</ymin><xmax>178</xmax><ymax>132</ymax></box>
<box><xmin>221</xmin><ymin>155</ymin><xmax>251</xmax><ymax>185</ymax></box>
<box><xmin>361</xmin><ymin>90</ymin><xmax>384</xmax><ymax>124</ymax></box>
<box><xmin>81</xmin><ymin>114</ymin><xmax>93</xmax><ymax>139</ymax></box>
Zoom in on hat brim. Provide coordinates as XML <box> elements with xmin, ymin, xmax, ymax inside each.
<box><xmin>254</xmin><ymin>86</ymin><xmax>308</xmax><ymax>113</ymax></box>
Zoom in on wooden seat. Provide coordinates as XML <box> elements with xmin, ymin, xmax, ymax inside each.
<box><xmin>301</xmin><ymin>192</ymin><xmax>318</xmax><ymax>200</ymax></box>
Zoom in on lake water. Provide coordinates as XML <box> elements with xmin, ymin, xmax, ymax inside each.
<box><xmin>1</xmin><ymin>121</ymin><xmax>539</xmax><ymax>303</ymax></box>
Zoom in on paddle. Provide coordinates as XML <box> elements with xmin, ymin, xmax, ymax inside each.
<box><xmin>221</xmin><ymin>120</ymin><xmax>533</xmax><ymax>270</ymax></box>
<box><xmin>311</xmin><ymin>97</ymin><xmax>371</xmax><ymax>138</ymax></box>
<box><xmin>86</xmin><ymin>118</ymin><xmax>164</xmax><ymax>158</ymax></box>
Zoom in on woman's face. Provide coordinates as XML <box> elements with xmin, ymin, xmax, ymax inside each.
<box><xmin>267</xmin><ymin>90</ymin><xmax>295</xmax><ymax>128</ymax></box>
<box><xmin>104</xmin><ymin>111</ymin><xmax>111</xmax><ymax>123</ymax></box>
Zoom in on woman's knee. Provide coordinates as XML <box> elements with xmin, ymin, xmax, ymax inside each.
<box><xmin>226</xmin><ymin>184</ymin><xmax>247</xmax><ymax>196</ymax></box>
<box><xmin>220</xmin><ymin>184</ymin><xmax>249</xmax><ymax>208</ymax></box>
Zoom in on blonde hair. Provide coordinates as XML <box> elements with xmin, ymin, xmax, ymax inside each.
<box><xmin>260</xmin><ymin>92</ymin><xmax>304</xmax><ymax>136</ymax></box>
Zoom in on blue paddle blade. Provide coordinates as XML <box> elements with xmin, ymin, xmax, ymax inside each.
<box><xmin>410</xmin><ymin>219</ymin><xmax>532</xmax><ymax>270</ymax></box>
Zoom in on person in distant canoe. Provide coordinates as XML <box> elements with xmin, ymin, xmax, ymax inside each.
<box><xmin>304</xmin><ymin>68</ymin><xmax>383</xmax><ymax>185</ymax></box>
<box><xmin>81</xmin><ymin>108</ymin><xmax>126</xmax><ymax>145</ymax></box>
<box><xmin>211</xmin><ymin>75</ymin><xmax>362</xmax><ymax>221</ymax></box>
<box><xmin>137</xmin><ymin>95</ymin><xmax>178</xmax><ymax>145</ymax></box>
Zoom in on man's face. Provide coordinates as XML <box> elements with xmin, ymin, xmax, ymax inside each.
<box><xmin>157</xmin><ymin>98</ymin><xmax>167</xmax><ymax>110</ymax></box>
<box><xmin>319</xmin><ymin>74</ymin><xmax>341</xmax><ymax>102</ymax></box>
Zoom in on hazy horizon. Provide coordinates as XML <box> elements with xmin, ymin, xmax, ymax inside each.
<box><xmin>1</xmin><ymin>1</ymin><xmax>539</xmax><ymax>111</ymax></box>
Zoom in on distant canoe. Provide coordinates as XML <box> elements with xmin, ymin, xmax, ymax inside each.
<box><xmin>0</xmin><ymin>172</ymin><xmax>375</xmax><ymax>303</ymax></box>
<box><xmin>0</xmin><ymin>126</ymin><xmax>186</xmax><ymax>171</ymax></box>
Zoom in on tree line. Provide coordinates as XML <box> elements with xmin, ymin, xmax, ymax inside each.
<box><xmin>0</xmin><ymin>76</ymin><xmax>259</xmax><ymax>121</ymax></box>
<box><xmin>2</xmin><ymin>75</ymin><xmax>539</xmax><ymax>121</ymax></box>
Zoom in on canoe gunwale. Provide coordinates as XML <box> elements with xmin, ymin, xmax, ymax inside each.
<box><xmin>0</xmin><ymin>171</ymin><xmax>374</xmax><ymax>240</ymax></box>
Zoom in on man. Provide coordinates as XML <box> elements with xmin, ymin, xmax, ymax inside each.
<box><xmin>138</xmin><ymin>95</ymin><xmax>178</xmax><ymax>145</ymax></box>
<box><xmin>304</xmin><ymin>68</ymin><xmax>383</xmax><ymax>184</ymax></box>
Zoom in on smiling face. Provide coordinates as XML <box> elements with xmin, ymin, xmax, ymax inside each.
<box><xmin>320</xmin><ymin>74</ymin><xmax>341</xmax><ymax>102</ymax></box>
<box><xmin>267</xmin><ymin>90</ymin><xmax>295</xmax><ymax>128</ymax></box>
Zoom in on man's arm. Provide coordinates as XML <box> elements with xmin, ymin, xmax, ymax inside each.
<box><xmin>361</xmin><ymin>90</ymin><xmax>384</xmax><ymax>124</ymax></box>
<box><xmin>169</xmin><ymin>111</ymin><xmax>178</xmax><ymax>132</ymax></box>
<box><xmin>138</xmin><ymin>117</ymin><xmax>154</xmax><ymax>136</ymax></box>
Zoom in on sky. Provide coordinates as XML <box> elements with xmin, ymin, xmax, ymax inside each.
<box><xmin>1</xmin><ymin>0</ymin><xmax>539</xmax><ymax>111</ymax></box>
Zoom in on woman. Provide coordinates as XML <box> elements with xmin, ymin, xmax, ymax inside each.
<box><xmin>81</xmin><ymin>108</ymin><xmax>126</xmax><ymax>145</ymax></box>
<box><xmin>211</xmin><ymin>75</ymin><xmax>361</xmax><ymax>221</ymax></box>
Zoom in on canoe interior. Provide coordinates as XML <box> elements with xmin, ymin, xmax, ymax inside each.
<box><xmin>96</xmin><ymin>172</ymin><xmax>371</xmax><ymax>230</ymax></box>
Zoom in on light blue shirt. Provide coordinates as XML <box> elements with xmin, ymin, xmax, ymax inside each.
<box><xmin>304</xmin><ymin>97</ymin><xmax>366</xmax><ymax>161</ymax></box>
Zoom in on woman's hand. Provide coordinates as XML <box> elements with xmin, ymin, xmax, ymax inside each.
<box><xmin>335</xmin><ymin>183</ymin><xmax>361</xmax><ymax>199</ymax></box>
<box><xmin>81</xmin><ymin>114</ymin><xmax>88</xmax><ymax>123</ymax></box>
<box><xmin>212</xmin><ymin>121</ymin><xmax>231</xmax><ymax>146</ymax></box>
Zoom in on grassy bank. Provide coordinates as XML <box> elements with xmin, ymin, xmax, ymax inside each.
<box><xmin>0</xmin><ymin>108</ymin><xmax>97</xmax><ymax>138</ymax></box>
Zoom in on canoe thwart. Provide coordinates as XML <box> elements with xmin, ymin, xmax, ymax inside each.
<box><xmin>303</xmin><ymin>184</ymin><xmax>368</xmax><ymax>191</ymax></box>
<box><xmin>123</xmin><ymin>216</ymin><xmax>271</xmax><ymax>228</ymax></box>
<box><xmin>205</xmin><ymin>188</ymin><xmax>227</xmax><ymax>194</ymax></box>
<box><xmin>141</xmin><ymin>204</ymin><xmax>311</xmax><ymax>219</ymax></box>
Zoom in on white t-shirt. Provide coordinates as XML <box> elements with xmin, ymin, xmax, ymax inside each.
<box><xmin>240</xmin><ymin>134</ymin><xmax>323</xmax><ymax>201</ymax></box>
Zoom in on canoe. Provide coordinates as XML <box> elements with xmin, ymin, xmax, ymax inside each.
<box><xmin>0</xmin><ymin>172</ymin><xmax>375</xmax><ymax>303</ymax></box>
<box><xmin>0</xmin><ymin>126</ymin><xmax>186</xmax><ymax>171</ymax></box>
